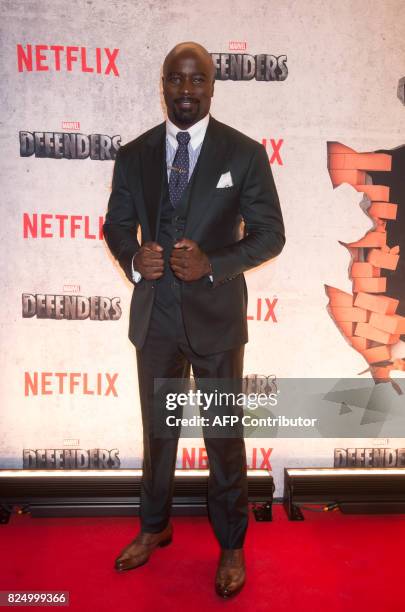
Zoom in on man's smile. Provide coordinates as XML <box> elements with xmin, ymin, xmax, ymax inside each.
<box><xmin>176</xmin><ymin>97</ymin><xmax>199</xmax><ymax>110</ymax></box>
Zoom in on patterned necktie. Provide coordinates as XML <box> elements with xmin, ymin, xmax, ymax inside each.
<box><xmin>168</xmin><ymin>131</ymin><xmax>190</xmax><ymax>208</ymax></box>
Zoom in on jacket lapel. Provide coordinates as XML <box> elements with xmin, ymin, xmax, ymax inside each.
<box><xmin>184</xmin><ymin>116</ymin><xmax>231</xmax><ymax>236</ymax></box>
<box><xmin>140</xmin><ymin>122</ymin><xmax>166</xmax><ymax>240</ymax></box>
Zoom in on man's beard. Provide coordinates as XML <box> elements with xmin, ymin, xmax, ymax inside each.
<box><xmin>172</xmin><ymin>107</ymin><xmax>199</xmax><ymax>125</ymax></box>
<box><xmin>172</xmin><ymin>98</ymin><xmax>200</xmax><ymax>126</ymax></box>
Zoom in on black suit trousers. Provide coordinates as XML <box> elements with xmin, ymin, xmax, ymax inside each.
<box><xmin>136</xmin><ymin>291</ymin><xmax>248</xmax><ymax>549</ymax></box>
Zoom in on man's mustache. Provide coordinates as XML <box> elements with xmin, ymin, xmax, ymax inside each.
<box><xmin>175</xmin><ymin>97</ymin><xmax>199</xmax><ymax>104</ymax></box>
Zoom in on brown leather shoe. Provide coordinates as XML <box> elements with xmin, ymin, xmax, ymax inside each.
<box><xmin>114</xmin><ymin>523</ymin><xmax>173</xmax><ymax>572</ymax></box>
<box><xmin>215</xmin><ymin>548</ymin><xmax>246</xmax><ymax>598</ymax></box>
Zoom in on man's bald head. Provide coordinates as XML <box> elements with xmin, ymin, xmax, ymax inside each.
<box><xmin>162</xmin><ymin>41</ymin><xmax>215</xmax><ymax>129</ymax></box>
<box><xmin>163</xmin><ymin>42</ymin><xmax>215</xmax><ymax>80</ymax></box>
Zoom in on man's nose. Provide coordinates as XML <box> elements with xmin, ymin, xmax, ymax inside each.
<box><xmin>180</xmin><ymin>77</ymin><xmax>193</xmax><ymax>95</ymax></box>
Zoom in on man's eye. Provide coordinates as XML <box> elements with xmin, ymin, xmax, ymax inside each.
<box><xmin>169</xmin><ymin>76</ymin><xmax>181</xmax><ymax>83</ymax></box>
<box><xmin>193</xmin><ymin>77</ymin><xmax>204</xmax><ymax>83</ymax></box>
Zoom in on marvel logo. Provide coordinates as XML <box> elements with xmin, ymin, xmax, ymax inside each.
<box><xmin>62</xmin><ymin>121</ymin><xmax>80</xmax><ymax>130</ymax></box>
<box><xmin>228</xmin><ymin>41</ymin><xmax>247</xmax><ymax>51</ymax></box>
<box><xmin>63</xmin><ymin>284</ymin><xmax>80</xmax><ymax>293</ymax></box>
<box><xmin>63</xmin><ymin>439</ymin><xmax>80</xmax><ymax>446</ymax></box>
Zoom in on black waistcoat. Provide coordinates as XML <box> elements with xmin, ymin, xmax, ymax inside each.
<box><xmin>154</xmin><ymin>169</ymin><xmax>195</xmax><ymax>308</ymax></box>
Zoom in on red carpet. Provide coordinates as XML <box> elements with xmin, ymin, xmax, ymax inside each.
<box><xmin>1</xmin><ymin>504</ymin><xmax>403</xmax><ymax>611</ymax></box>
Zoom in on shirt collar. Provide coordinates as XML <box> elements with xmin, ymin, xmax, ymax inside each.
<box><xmin>166</xmin><ymin>113</ymin><xmax>210</xmax><ymax>151</ymax></box>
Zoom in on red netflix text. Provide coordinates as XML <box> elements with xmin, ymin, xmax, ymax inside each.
<box><xmin>262</xmin><ymin>138</ymin><xmax>284</xmax><ymax>165</ymax></box>
<box><xmin>23</xmin><ymin>213</ymin><xmax>104</xmax><ymax>240</ymax></box>
<box><xmin>247</xmin><ymin>298</ymin><xmax>278</xmax><ymax>322</ymax></box>
<box><xmin>17</xmin><ymin>44</ymin><xmax>119</xmax><ymax>75</ymax></box>
<box><xmin>180</xmin><ymin>447</ymin><xmax>272</xmax><ymax>470</ymax></box>
<box><xmin>24</xmin><ymin>372</ymin><xmax>118</xmax><ymax>397</ymax></box>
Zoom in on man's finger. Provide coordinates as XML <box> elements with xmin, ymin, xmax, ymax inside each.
<box><xmin>143</xmin><ymin>251</ymin><xmax>164</xmax><ymax>261</ymax></box>
<box><xmin>144</xmin><ymin>242</ymin><xmax>164</xmax><ymax>252</ymax></box>
<box><xmin>144</xmin><ymin>260</ymin><xmax>164</xmax><ymax>269</ymax></box>
<box><xmin>140</xmin><ymin>249</ymin><xmax>164</xmax><ymax>260</ymax></box>
<box><xmin>170</xmin><ymin>262</ymin><xmax>187</xmax><ymax>274</ymax></box>
<box><xmin>173</xmin><ymin>238</ymin><xmax>195</xmax><ymax>250</ymax></box>
<box><xmin>145</xmin><ymin>265</ymin><xmax>164</xmax><ymax>273</ymax></box>
<box><xmin>170</xmin><ymin>257</ymin><xmax>188</xmax><ymax>269</ymax></box>
<box><xmin>170</xmin><ymin>252</ymin><xmax>188</xmax><ymax>264</ymax></box>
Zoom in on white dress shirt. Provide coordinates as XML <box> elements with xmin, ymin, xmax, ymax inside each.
<box><xmin>132</xmin><ymin>114</ymin><xmax>211</xmax><ymax>283</ymax></box>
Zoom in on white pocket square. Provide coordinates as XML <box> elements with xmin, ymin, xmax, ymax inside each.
<box><xmin>216</xmin><ymin>171</ymin><xmax>233</xmax><ymax>188</ymax></box>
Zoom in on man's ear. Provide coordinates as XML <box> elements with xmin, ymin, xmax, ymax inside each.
<box><xmin>211</xmin><ymin>80</ymin><xmax>215</xmax><ymax>97</ymax></box>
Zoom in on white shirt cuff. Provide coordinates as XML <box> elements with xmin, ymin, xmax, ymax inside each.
<box><xmin>131</xmin><ymin>255</ymin><xmax>142</xmax><ymax>283</ymax></box>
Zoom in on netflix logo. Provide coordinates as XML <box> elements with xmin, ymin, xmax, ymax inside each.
<box><xmin>24</xmin><ymin>372</ymin><xmax>118</xmax><ymax>397</ymax></box>
<box><xmin>179</xmin><ymin>446</ymin><xmax>272</xmax><ymax>470</ymax></box>
<box><xmin>17</xmin><ymin>44</ymin><xmax>119</xmax><ymax>76</ymax></box>
<box><xmin>262</xmin><ymin>138</ymin><xmax>284</xmax><ymax>165</ymax></box>
<box><xmin>247</xmin><ymin>298</ymin><xmax>278</xmax><ymax>322</ymax></box>
<box><xmin>23</xmin><ymin>213</ymin><xmax>104</xmax><ymax>240</ymax></box>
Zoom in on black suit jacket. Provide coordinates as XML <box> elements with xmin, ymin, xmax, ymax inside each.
<box><xmin>103</xmin><ymin>115</ymin><xmax>285</xmax><ymax>355</ymax></box>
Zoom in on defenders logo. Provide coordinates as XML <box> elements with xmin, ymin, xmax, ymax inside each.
<box><xmin>23</xmin><ymin>448</ymin><xmax>120</xmax><ymax>469</ymax></box>
<box><xmin>22</xmin><ymin>293</ymin><xmax>122</xmax><ymax>320</ymax></box>
<box><xmin>334</xmin><ymin>447</ymin><xmax>405</xmax><ymax>467</ymax></box>
<box><xmin>211</xmin><ymin>53</ymin><xmax>288</xmax><ymax>81</ymax></box>
<box><xmin>20</xmin><ymin>131</ymin><xmax>121</xmax><ymax>160</ymax></box>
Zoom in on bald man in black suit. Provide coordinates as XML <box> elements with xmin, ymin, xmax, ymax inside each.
<box><xmin>103</xmin><ymin>41</ymin><xmax>285</xmax><ymax>598</ymax></box>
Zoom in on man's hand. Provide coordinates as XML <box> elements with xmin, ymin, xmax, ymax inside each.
<box><xmin>134</xmin><ymin>242</ymin><xmax>164</xmax><ymax>280</ymax></box>
<box><xmin>170</xmin><ymin>238</ymin><xmax>211</xmax><ymax>281</ymax></box>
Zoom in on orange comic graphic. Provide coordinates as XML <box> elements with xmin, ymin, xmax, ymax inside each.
<box><xmin>327</xmin><ymin>143</ymin><xmax>405</xmax><ymax>383</ymax></box>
